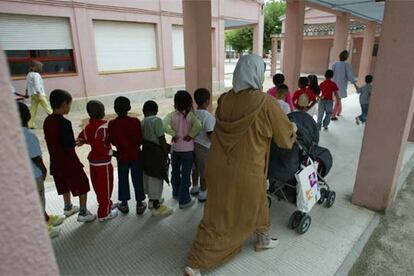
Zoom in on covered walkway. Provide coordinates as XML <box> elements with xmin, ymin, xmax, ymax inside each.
<box><xmin>47</xmin><ymin>94</ymin><xmax>414</xmax><ymax>275</ymax></box>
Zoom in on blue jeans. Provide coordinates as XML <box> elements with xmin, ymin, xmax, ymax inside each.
<box><xmin>118</xmin><ymin>160</ymin><xmax>145</xmax><ymax>203</ymax></box>
<box><xmin>171</xmin><ymin>151</ymin><xmax>193</xmax><ymax>205</ymax></box>
<box><xmin>358</xmin><ymin>104</ymin><xmax>369</xmax><ymax>123</ymax></box>
<box><xmin>317</xmin><ymin>100</ymin><xmax>333</xmax><ymax>129</ymax></box>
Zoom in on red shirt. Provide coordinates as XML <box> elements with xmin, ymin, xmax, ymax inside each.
<box><xmin>43</xmin><ymin>114</ymin><xmax>84</xmax><ymax>177</ymax></box>
<box><xmin>108</xmin><ymin>116</ymin><xmax>142</xmax><ymax>163</ymax></box>
<box><xmin>292</xmin><ymin>87</ymin><xmax>317</xmax><ymax>110</ymax></box>
<box><xmin>78</xmin><ymin>119</ymin><xmax>112</xmax><ymax>165</ymax></box>
<box><xmin>319</xmin><ymin>79</ymin><xmax>339</xmax><ymax>101</ymax></box>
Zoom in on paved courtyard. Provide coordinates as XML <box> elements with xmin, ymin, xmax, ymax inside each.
<box><xmin>42</xmin><ymin>89</ymin><xmax>414</xmax><ymax>275</ymax></box>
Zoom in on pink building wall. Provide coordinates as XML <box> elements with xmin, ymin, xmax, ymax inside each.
<box><xmin>301</xmin><ymin>38</ymin><xmax>332</xmax><ymax>74</ymax></box>
<box><xmin>1</xmin><ymin>0</ymin><xmax>261</xmax><ymax>101</ymax></box>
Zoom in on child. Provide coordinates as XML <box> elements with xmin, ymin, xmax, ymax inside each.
<box><xmin>163</xmin><ymin>90</ymin><xmax>202</xmax><ymax>209</ymax></box>
<box><xmin>18</xmin><ymin>102</ymin><xmax>65</xmax><ymax>238</ymax></box>
<box><xmin>141</xmin><ymin>100</ymin><xmax>173</xmax><ymax>217</ymax></box>
<box><xmin>267</xmin><ymin>73</ymin><xmax>294</xmax><ymax>112</ymax></box>
<box><xmin>43</xmin><ymin>89</ymin><xmax>96</xmax><ymax>223</ymax></box>
<box><xmin>192</xmin><ymin>88</ymin><xmax>216</xmax><ymax>202</ymax></box>
<box><xmin>317</xmin><ymin>69</ymin><xmax>339</xmax><ymax>130</ymax></box>
<box><xmin>275</xmin><ymin>84</ymin><xmax>291</xmax><ymax>115</ymax></box>
<box><xmin>292</xmin><ymin>77</ymin><xmax>317</xmax><ymax>111</ymax></box>
<box><xmin>307</xmin><ymin>74</ymin><xmax>320</xmax><ymax>118</ymax></box>
<box><xmin>77</xmin><ymin>101</ymin><xmax>118</xmax><ymax>222</ymax></box>
<box><xmin>26</xmin><ymin>60</ymin><xmax>52</xmax><ymax>129</ymax></box>
<box><xmin>108</xmin><ymin>97</ymin><xmax>146</xmax><ymax>215</ymax></box>
<box><xmin>355</xmin><ymin>75</ymin><xmax>373</xmax><ymax>125</ymax></box>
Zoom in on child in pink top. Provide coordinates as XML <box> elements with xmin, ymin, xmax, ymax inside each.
<box><xmin>267</xmin><ymin>73</ymin><xmax>294</xmax><ymax>112</ymax></box>
<box><xmin>163</xmin><ymin>90</ymin><xmax>201</xmax><ymax>209</ymax></box>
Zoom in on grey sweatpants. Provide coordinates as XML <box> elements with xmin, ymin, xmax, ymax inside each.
<box><xmin>317</xmin><ymin>100</ymin><xmax>333</xmax><ymax>129</ymax></box>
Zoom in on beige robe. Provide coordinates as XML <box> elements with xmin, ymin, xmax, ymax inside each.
<box><xmin>187</xmin><ymin>89</ymin><xmax>296</xmax><ymax>269</ymax></box>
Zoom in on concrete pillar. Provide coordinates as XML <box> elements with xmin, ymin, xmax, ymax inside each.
<box><xmin>282</xmin><ymin>0</ymin><xmax>305</xmax><ymax>92</ymax></box>
<box><xmin>253</xmin><ymin>3</ymin><xmax>264</xmax><ymax>57</ymax></box>
<box><xmin>0</xmin><ymin>50</ymin><xmax>59</xmax><ymax>274</ymax></box>
<box><xmin>182</xmin><ymin>0</ymin><xmax>212</xmax><ymax>107</ymax></box>
<box><xmin>270</xmin><ymin>37</ymin><xmax>277</xmax><ymax>76</ymax></box>
<box><xmin>330</xmin><ymin>13</ymin><xmax>350</xmax><ymax>66</ymax></box>
<box><xmin>358</xmin><ymin>22</ymin><xmax>377</xmax><ymax>86</ymax></box>
<box><xmin>352</xmin><ymin>0</ymin><xmax>414</xmax><ymax>211</ymax></box>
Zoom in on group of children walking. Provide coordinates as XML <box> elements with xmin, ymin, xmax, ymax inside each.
<box><xmin>19</xmin><ymin>76</ymin><xmax>215</xmax><ymax>238</ymax></box>
<box><xmin>267</xmin><ymin>71</ymin><xmax>373</xmax><ymax>130</ymax></box>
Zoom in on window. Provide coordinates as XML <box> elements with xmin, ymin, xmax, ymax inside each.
<box><xmin>172</xmin><ymin>25</ymin><xmax>185</xmax><ymax>68</ymax></box>
<box><xmin>6</xmin><ymin>50</ymin><xmax>76</xmax><ymax>76</ymax></box>
<box><xmin>93</xmin><ymin>20</ymin><xmax>158</xmax><ymax>73</ymax></box>
<box><xmin>0</xmin><ymin>14</ymin><xmax>75</xmax><ymax>77</ymax></box>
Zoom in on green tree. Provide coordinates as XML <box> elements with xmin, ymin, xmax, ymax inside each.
<box><xmin>263</xmin><ymin>0</ymin><xmax>286</xmax><ymax>53</ymax></box>
<box><xmin>225</xmin><ymin>27</ymin><xmax>253</xmax><ymax>54</ymax></box>
<box><xmin>224</xmin><ymin>0</ymin><xmax>286</xmax><ymax>55</ymax></box>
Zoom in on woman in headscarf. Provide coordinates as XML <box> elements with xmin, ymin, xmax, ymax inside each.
<box><xmin>331</xmin><ymin>50</ymin><xmax>356</xmax><ymax>120</ymax></box>
<box><xmin>184</xmin><ymin>54</ymin><xmax>296</xmax><ymax>276</ymax></box>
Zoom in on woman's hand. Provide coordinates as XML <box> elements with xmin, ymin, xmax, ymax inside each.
<box><xmin>172</xmin><ymin>136</ymin><xmax>179</xmax><ymax>143</ymax></box>
<box><xmin>183</xmin><ymin>135</ymin><xmax>193</xmax><ymax>142</ymax></box>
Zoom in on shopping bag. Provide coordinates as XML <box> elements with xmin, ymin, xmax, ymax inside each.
<box><xmin>295</xmin><ymin>161</ymin><xmax>320</xmax><ymax>213</ymax></box>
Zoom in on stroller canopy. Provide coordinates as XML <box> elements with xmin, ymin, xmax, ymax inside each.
<box><xmin>288</xmin><ymin>111</ymin><xmax>319</xmax><ymax>154</ymax></box>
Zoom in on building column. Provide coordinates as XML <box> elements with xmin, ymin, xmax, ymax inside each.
<box><xmin>0</xmin><ymin>51</ymin><xmax>59</xmax><ymax>274</ymax></box>
<box><xmin>358</xmin><ymin>22</ymin><xmax>376</xmax><ymax>86</ymax></box>
<box><xmin>352</xmin><ymin>0</ymin><xmax>414</xmax><ymax>211</ymax></box>
<box><xmin>282</xmin><ymin>0</ymin><xmax>305</xmax><ymax>92</ymax></box>
<box><xmin>182</xmin><ymin>0</ymin><xmax>212</xmax><ymax>106</ymax></box>
<box><xmin>270</xmin><ymin>36</ymin><xmax>277</xmax><ymax>76</ymax></box>
<box><xmin>329</xmin><ymin>12</ymin><xmax>350</xmax><ymax>65</ymax></box>
<box><xmin>253</xmin><ymin>3</ymin><xmax>264</xmax><ymax>57</ymax></box>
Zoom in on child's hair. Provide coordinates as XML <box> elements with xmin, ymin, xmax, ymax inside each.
<box><xmin>194</xmin><ymin>88</ymin><xmax>210</xmax><ymax>107</ymax></box>
<box><xmin>365</xmin><ymin>75</ymin><xmax>373</xmax><ymax>84</ymax></box>
<box><xmin>86</xmin><ymin>100</ymin><xmax>105</xmax><ymax>120</ymax></box>
<box><xmin>50</xmin><ymin>89</ymin><xmax>72</xmax><ymax>110</ymax></box>
<box><xmin>325</xmin><ymin>69</ymin><xmax>334</xmax><ymax>79</ymax></box>
<box><xmin>143</xmin><ymin>100</ymin><xmax>158</xmax><ymax>116</ymax></box>
<box><xmin>29</xmin><ymin>60</ymin><xmax>43</xmax><ymax>73</ymax></box>
<box><xmin>273</xmin><ymin>73</ymin><xmax>285</xmax><ymax>86</ymax></box>
<box><xmin>339</xmin><ymin>50</ymin><xmax>349</xmax><ymax>61</ymax></box>
<box><xmin>114</xmin><ymin>96</ymin><xmax>131</xmax><ymax>116</ymax></box>
<box><xmin>298</xmin><ymin>77</ymin><xmax>309</xmax><ymax>88</ymax></box>
<box><xmin>174</xmin><ymin>90</ymin><xmax>193</xmax><ymax>117</ymax></box>
<box><xmin>308</xmin><ymin>75</ymin><xmax>319</xmax><ymax>94</ymax></box>
<box><xmin>276</xmin><ymin>84</ymin><xmax>289</xmax><ymax>99</ymax></box>
<box><xmin>17</xmin><ymin>102</ymin><xmax>30</xmax><ymax>127</ymax></box>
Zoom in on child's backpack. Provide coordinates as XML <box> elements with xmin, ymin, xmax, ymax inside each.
<box><xmin>298</xmin><ymin>93</ymin><xmax>310</xmax><ymax>108</ymax></box>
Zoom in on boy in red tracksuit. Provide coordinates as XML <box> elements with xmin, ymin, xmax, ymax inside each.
<box><xmin>77</xmin><ymin>100</ymin><xmax>118</xmax><ymax>222</ymax></box>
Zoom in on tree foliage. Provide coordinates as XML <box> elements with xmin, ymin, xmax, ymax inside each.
<box><xmin>224</xmin><ymin>0</ymin><xmax>286</xmax><ymax>55</ymax></box>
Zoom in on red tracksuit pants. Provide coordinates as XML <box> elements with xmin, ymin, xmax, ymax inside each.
<box><xmin>90</xmin><ymin>163</ymin><xmax>114</xmax><ymax>219</ymax></box>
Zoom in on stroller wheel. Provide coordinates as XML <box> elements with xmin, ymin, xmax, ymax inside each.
<box><xmin>267</xmin><ymin>195</ymin><xmax>272</xmax><ymax>208</ymax></box>
<box><xmin>317</xmin><ymin>188</ymin><xmax>327</xmax><ymax>204</ymax></box>
<box><xmin>297</xmin><ymin>214</ymin><xmax>312</xmax><ymax>234</ymax></box>
<box><xmin>288</xmin><ymin>211</ymin><xmax>303</xmax><ymax>229</ymax></box>
<box><xmin>325</xmin><ymin>191</ymin><xmax>336</xmax><ymax>208</ymax></box>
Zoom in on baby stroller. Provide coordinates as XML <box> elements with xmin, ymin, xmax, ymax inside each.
<box><xmin>267</xmin><ymin>111</ymin><xmax>335</xmax><ymax>234</ymax></box>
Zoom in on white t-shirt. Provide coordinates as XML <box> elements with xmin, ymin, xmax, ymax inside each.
<box><xmin>277</xmin><ymin>99</ymin><xmax>291</xmax><ymax>114</ymax></box>
<box><xmin>26</xmin><ymin>72</ymin><xmax>45</xmax><ymax>96</ymax></box>
<box><xmin>194</xmin><ymin>109</ymin><xmax>216</xmax><ymax>149</ymax></box>
<box><xmin>23</xmin><ymin>127</ymin><xmax>43</xmax><ymax>178</ymax></box>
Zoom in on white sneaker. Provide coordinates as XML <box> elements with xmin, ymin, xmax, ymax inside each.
<box><xmin>190</xmin><ymin>186</ymin><xmax>199</xmax><ymax>195</ymax></box>
<box><xmin>255</xmin><ymin>231</ymin><xmax>279</xmax><ymax>252</ymax></box>
<box><xmin>47</xmin><ymin>215</ymin><xmax>65</xmax><ymax>227</ymax></box>
<box><xmin>184</xmin><ymin>266</ymin><xmax>201</xmax><ymax>276</ymax></box>
<box><xmin>64</xmin><ymin>205</ymin><xmax>79</xmax><ymax>217</ymax></box>
<box><xmin>198</xmin><ymin>190</ymin><xmax>207</xmax><ymax>202</ymax></box>
<box><xmin>48</xmin><ymin>225</ymin><xmax>60</xmax><ymax>239</ymax></box>
<box><xmin>77</xmin><ymin>210</ymin><xmax>96</xmax><ymax>223</ymax></box>
<box><xmin>99</xmin><ymin>209</ymin><xmax>118</xmax><ymax>222</ymax></box>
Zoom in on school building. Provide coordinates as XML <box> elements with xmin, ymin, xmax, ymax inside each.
<box><xmin>0</xmin><ymin>0</ymin><xmax>264</xmax><ymax>108</ymax></box>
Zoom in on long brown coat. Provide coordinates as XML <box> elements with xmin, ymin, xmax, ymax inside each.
<box><xmin>187</xmin><ymin>89</ymin><xmax>296</xmax><ymax>269</ymax></box>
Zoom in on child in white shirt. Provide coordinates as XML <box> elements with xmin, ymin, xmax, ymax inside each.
<box><xmin>276</xmin><ymin>84</ymin><xmax>291</xmax><ymax>115</ymax></box>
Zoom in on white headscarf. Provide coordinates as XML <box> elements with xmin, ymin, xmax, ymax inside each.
<box><xmin>232</xmin><ymin>54</ymin><xmax>266</xmax><ymax>93</ymax></box>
